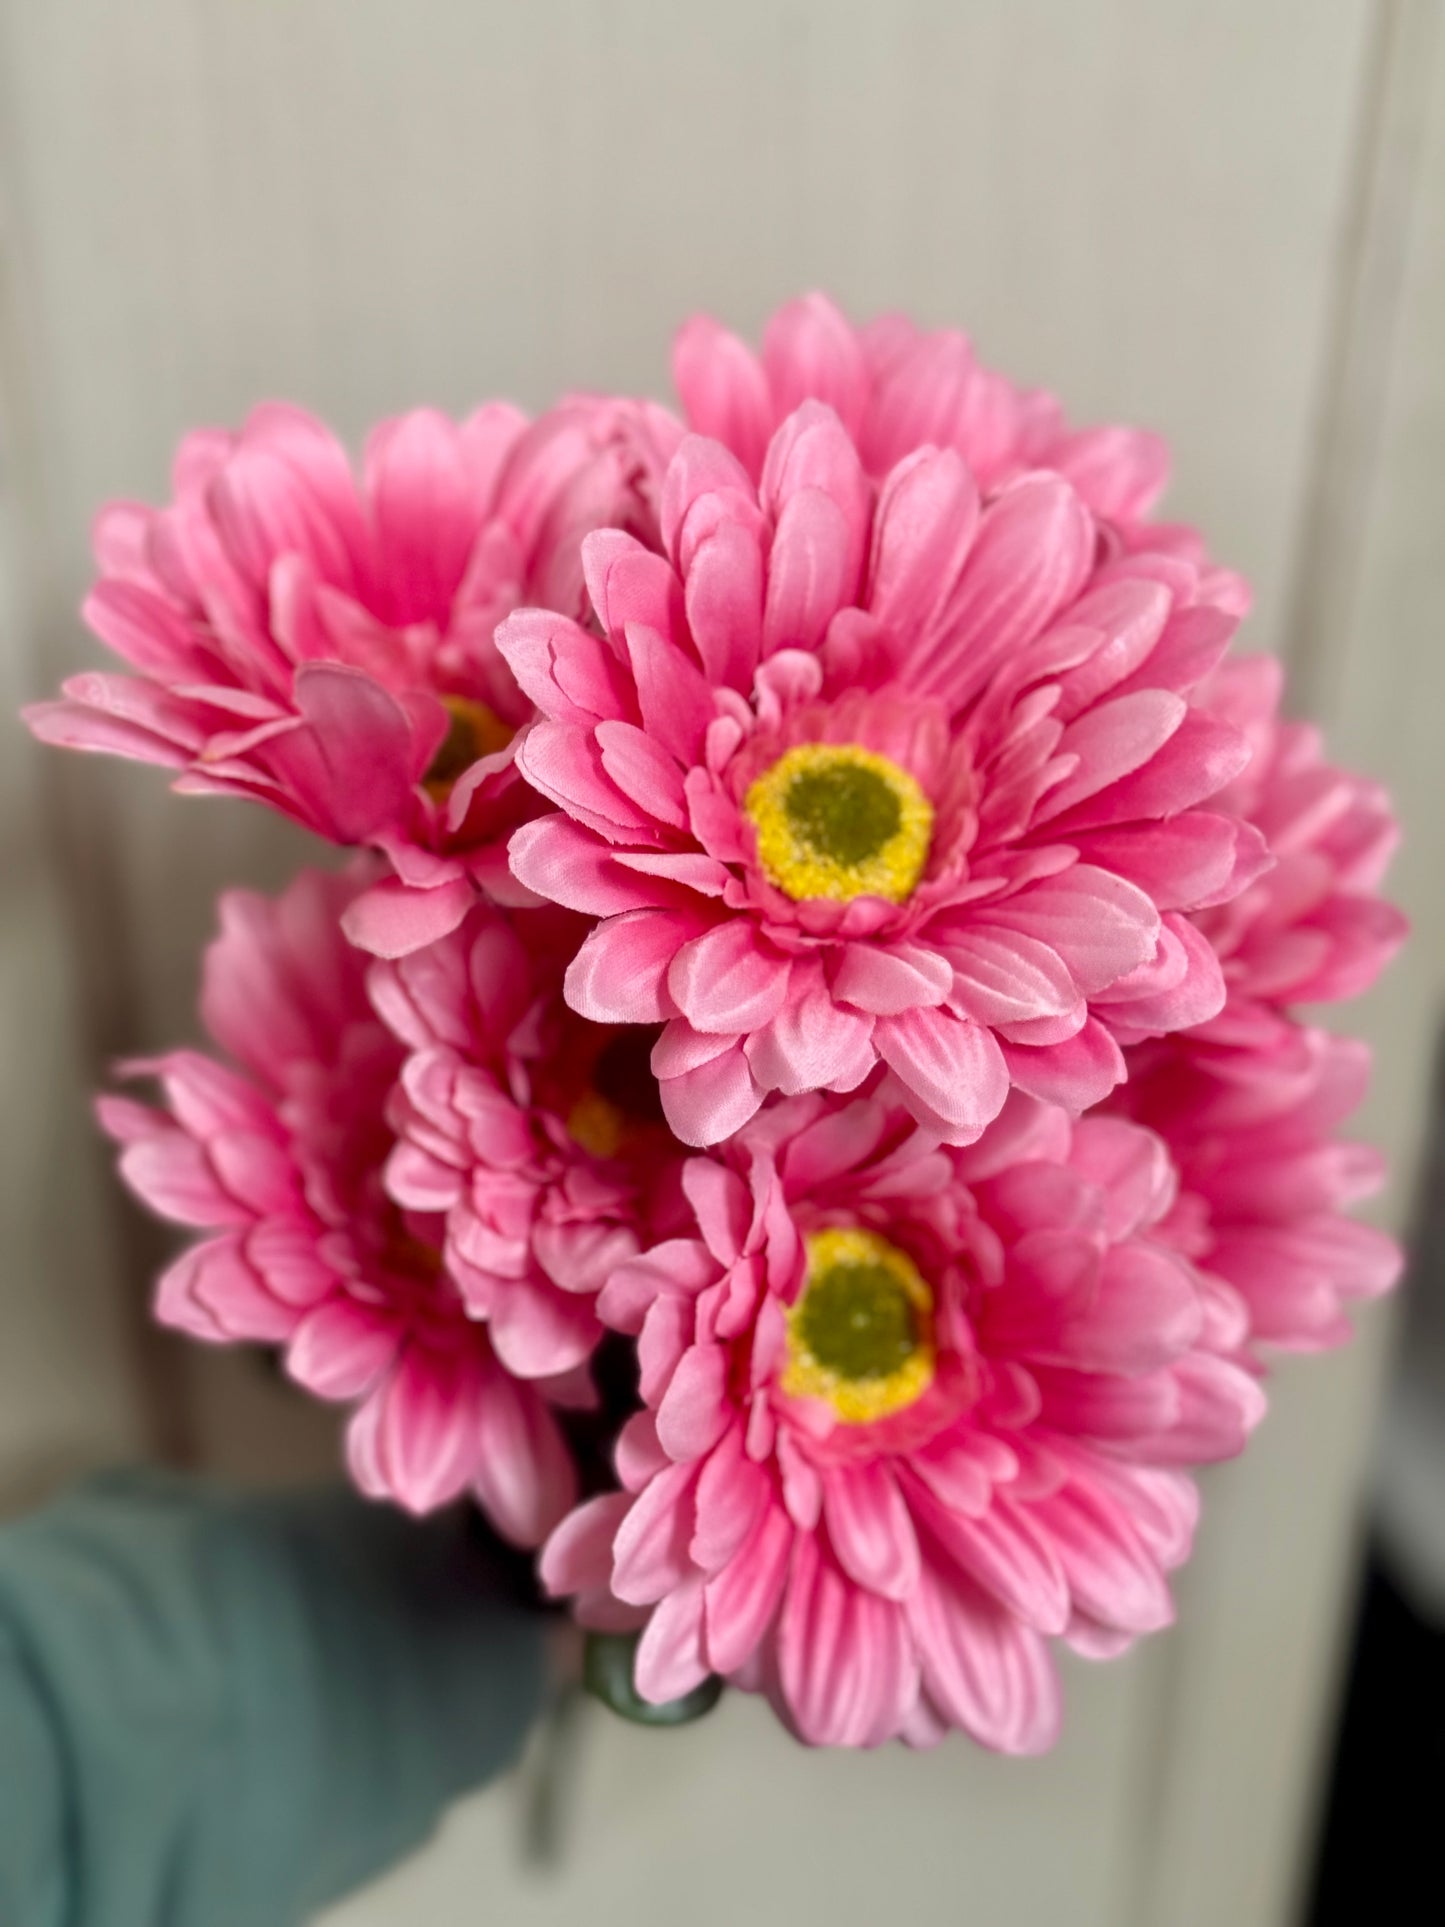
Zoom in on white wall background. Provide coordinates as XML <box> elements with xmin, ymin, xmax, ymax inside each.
<box><xmin>2</xmin><ymin>4</ymin><xmax>1442</xmax><ymax>1923</ymax></box>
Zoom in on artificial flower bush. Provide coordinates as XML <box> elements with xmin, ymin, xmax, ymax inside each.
<box><xmin>26</xmin><ymin>294</ymin><xmax>1405</xmax><ymax>1752</ymax></box>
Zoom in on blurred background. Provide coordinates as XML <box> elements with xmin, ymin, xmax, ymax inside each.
<box><xmin>1</xmin><ymin>3</ymin><xmax>1442</xmax><ymax>1922</ymax></box>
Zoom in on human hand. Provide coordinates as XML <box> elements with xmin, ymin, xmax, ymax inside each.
<box><xmin>0</xmin><ymin>1469</ymin><xmax>546</xmax><ymax>1927</ymax></box>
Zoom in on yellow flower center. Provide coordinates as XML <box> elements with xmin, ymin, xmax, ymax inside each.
<box><xmin>743</xmin><ymin>743</ymin><xmax>933</xmax><ymax>903</ymax></box>
<box><xmin>565</xmin><ymin>1028</ymin><xmax>667</xmax><ymax>1158</ymax></box>
<box><xmin>782</xmin><ymin>1227</ymin><xmax>936</xmax><ymax>1424</ymax></box>
<box><xmin>566</xmin><ymin>1088</ymin><xmax>629</xmax><ymax>1159</ymax></box>
<box><xmin>424</xmin><ymin>696</ymin><xmax>513</xmax><ymax>800</ymax></box>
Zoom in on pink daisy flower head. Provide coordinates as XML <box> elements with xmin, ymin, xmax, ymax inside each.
<box><xmin>373</xmin><ymin>903</ymin><xmax>689</xmax><ymax>1382</ymax></box>
<box><xmin>675</xmin><ymin>294</ymin><xmax>1256</xmax><ymax>632</ymax></box>
<box><xmin>542</xmin><ymin>1092</ymin><xmax>1264</xmax><ymax>1751</ymax></box>
<box><xmin>673</xmin><ymin>290</ymin><xmax>1174</xmax><ymax>525</ymax></box>
<box><xmin>27</xmin><ymin>396</ymin><xmax>680</xmax><ymax>958</ymax></box>
<box><xmin>1118</xmin><ymin>1025</ymin><xmax>1403</xmax><ymax>1353</ymax></box>
<box><xmin>97</xmin><ymin>867</ymin><xmax>586</xmax><ymax>1545</ymax></box>
<box><xmin>503</xmin><ymin>401</ymin><xmax>1268</xmax><ymax>1147</ymax></box>
<box><xmin>1192</xmin><ymin>654</ymin><xmax>1406</xmax><ymax>1028</ymax></box>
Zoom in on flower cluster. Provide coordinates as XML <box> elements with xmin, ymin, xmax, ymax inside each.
<box><xmin>28</xmin><ymin>294</ymin><xmax>1404</xmax><ymax>1752</ymax></box>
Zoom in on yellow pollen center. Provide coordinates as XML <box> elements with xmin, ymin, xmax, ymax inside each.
<box><xmin>782</xmin><ymin>1227</ymin><xmax>936</xmax><ymax>1424</ymax></box>
<box><xmin>566</xmin><ymin>1089</ymin><xmax>629</xmax><ymax>1158</ymax></box>
<box><xmin>383</xmin><ymin>1225</ymin><xmax>445</xmax><ymax>1281</ymax></box>
<box><xmin>565</xmin><ymin>1028</ymin><xmax>668</xmax><ymax>1158</ymax></box>
<box><xmin>424</xmin><ymin>697</ymin><xmax>514</xmax><ymax>799</ymax></box>
<box><xmin>744</xmin><ymin>743</ymin><xmax>933</xmax><ymax>903</ymax></box>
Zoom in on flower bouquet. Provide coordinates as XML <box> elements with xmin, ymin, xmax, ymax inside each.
<box><xmin>25</xmin><ymin>296</ymin><xmax>1405</xmax><ymax>1751</ymax></box>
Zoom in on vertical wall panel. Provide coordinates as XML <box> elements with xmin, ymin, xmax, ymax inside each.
<box><xmin>1131</xmin><ymin>13</ymin><xmax>1445</xmax><ymax>1921</ymax></box>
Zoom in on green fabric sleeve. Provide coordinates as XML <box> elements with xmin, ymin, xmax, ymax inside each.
<box><xmin>0</xmin><ymin>1469</ymin><xmax>545</xmax><ymax>1927</ymax></box>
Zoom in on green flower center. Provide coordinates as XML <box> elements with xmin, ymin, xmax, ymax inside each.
<box><xmin>798</xmin><ymin>1261</ymin><xmax>919</xmax><ymax>1380</ymax></box>
<box><xmin>744</xmin><ymin>743</ymin><xmax>932</xmax><ymax>903</ymax></box>
<box><xmin>784</xmin><ymin>764</ymin><xmax>902</xmax><ymax>866</ymax></box>
<box><xmin>783</xmin><ymin>1227</ymin><xmax>936</xmax><ymax>1423</ymax></box>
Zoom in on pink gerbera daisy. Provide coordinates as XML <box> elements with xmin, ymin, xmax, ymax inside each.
<box><xmin>374</xmin><ymin>903</ymin><xmax>688</xmax><ymax>1379</ymax></box>
<box><xmin>502</xmin><ymin>402</ymin><xmax>1268</xmax><ymax>1146</ymax></box>
<box><xmin>97</xmin><ymin>867</ymin><xmax>597</xmax><ymax>1544</ymax></box>
<box><xmin>674</xmin><ymin>290</ymin><xmax>1175</xmax><ymax>525</ymax></box>
<box><xmin>676</xmin><ymin>293</ymin><xmax>1255</xmax><ymax>631</ymax></box>
<box><xmin>27</xmin><ymin>397</ymin><xmax>680</xmax><ymax>957</ymax></box>
<box><xmin>1191</xmin><ymin>654</ymin><xmax>1406</xmax><ymax>1031</ymax></box>
<box><xmin>1117</xmin><ymin>1024</ymin><xmax>1403</xmax><ymax>1352</ymax></box>
<box><xmin>542</xmin><ymin>1091</ymin><xmax>1263</xmax><ymax>1749</ymax></box>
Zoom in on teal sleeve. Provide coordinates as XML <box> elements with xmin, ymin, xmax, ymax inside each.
<box><xmin>0</xmin><ymin>1469</ymin><xmax>545</xmax><ymax>1927</ymax></box>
